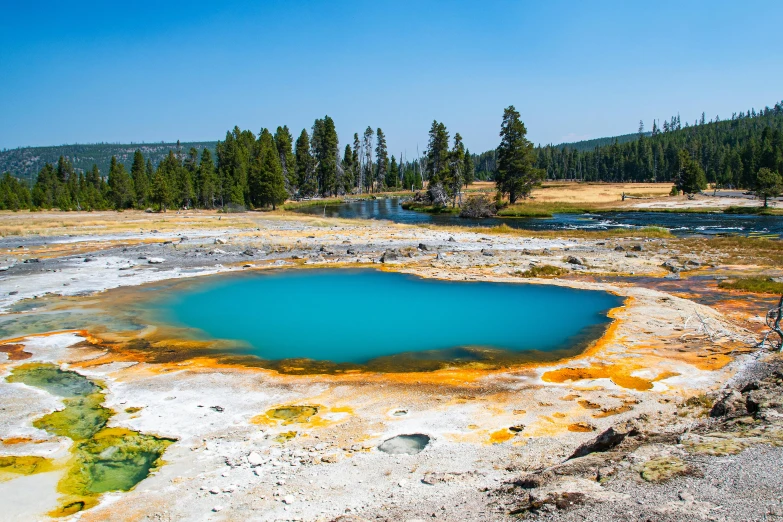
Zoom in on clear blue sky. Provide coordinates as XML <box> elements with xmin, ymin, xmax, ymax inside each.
<box><xmin>1</xmin><ymin>1</ymin><xmax>781</xmax><ymax>156</ymax></box>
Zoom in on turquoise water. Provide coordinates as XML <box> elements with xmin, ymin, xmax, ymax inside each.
<box><xmin>150</xmin><ymin>270</ymin><xmax>621</xmax><ymax>365</ymax></box>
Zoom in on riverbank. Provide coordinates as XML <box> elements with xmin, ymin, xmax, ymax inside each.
<box><xmin>0</xmin><ymin>210</ymin><xmax>781</xmax><ymax>520</ymax></box>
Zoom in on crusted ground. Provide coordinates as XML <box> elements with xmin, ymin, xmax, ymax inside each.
<box><xmin>0</xmin><ymin>209</ymin><xmax>781</xmax><ymax>521</ymax></box>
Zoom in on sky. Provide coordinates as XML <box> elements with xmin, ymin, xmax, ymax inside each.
<box><xmin>1</xmin><ymin>0</ymin><xmax>782</xmax><ymax>156</ymax></box>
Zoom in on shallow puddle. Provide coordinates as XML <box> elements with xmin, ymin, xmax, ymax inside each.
<box><xmin>266</xmin><ymin>406</ymin><xmax>319</xmax><ymax>424</ymax></box>
<box><xmin>378</xmin><ymin>434</ymin><xmax>431</xmax><ymax>455</ymax></box>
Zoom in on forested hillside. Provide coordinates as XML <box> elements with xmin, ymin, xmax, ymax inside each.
<box><xmin>0</xmin><ymin>142</ymin><xmax>216</xmax><ymax>184</ymax></box>
<box><xmin>536</xmin><ymin>103</ymin><xmax>783</xmax><ymax>185</ymax></box>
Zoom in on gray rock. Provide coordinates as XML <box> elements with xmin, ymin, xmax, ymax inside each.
<box><xmin>147</xmin><ymin>257</ymin><xmax>165</xmax><ymax>264</ymax></box>
<box><xmin>662</xmin><ymin>259</ymin><xmax>681</xmax><ymax>273</ymax></box>
<box><xmin>614</xmin><ymin>246</ymin><xmax>625</xmax><ymax>252</ymax></box>
<box><xmin>481</xmin><ymin>249</ymin><xmax>495</xmax><ymax>256</ymax></box>
<box><xmin>418</xmin><ymin>243</ymin><xmax>429</xmax><ymax>251</ymax></box>
<box><xmin>566</xmin><ymin>256</ymin><xmax>585</xmax><ymax>266</ymax></box>
<box><xmin>710</xmin><ymin>390</ymin><xmax>747</xmax><ymax>418</ymax></box>
<box><xmin>381</xmin><ymin>249</ymin><xmax>400</xmax><ymax>263</ymax></box>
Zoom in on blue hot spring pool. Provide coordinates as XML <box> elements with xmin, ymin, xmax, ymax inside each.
<box><xmin>146</xmin><ymin>270</ymin><xmax>622</xmax><ymax>367</ymax></box>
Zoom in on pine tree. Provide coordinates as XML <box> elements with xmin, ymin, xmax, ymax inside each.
<box><xmin>425</xmin><ymin>121</ymin><xmax>450</xmax><ymax>204</ymax></box>
<box><xmin>361</xmin><ymin>127</ymin><xmax>374</xmax><ymax>194</ymax></box>
<box><xmin>463</xmin><ymin>148</ymin><xmax>475</xmax><ymax>187</ymax></box>
<box><xmin>386</xmin><ymin>155</ymin><xmax>398</xmax><ymax>189</ymax></box>
<box><xmin>311</xmin><ymin>116</ymin><xmax>339</xmax><ymax>196</ymax></box>
<box><xmin>131</xmin><ymin>149</ymin><xmax>148</xmax><ymax>208</ymax></box>
<box><xmin>448</xmin><ymin>133</ymin><xmax>465</xmax><ymax>206</ymax></box>
<box><xmin>375</xmin><ymin>128</ymin><xmax>388</xmax><ymax>191</ymax></box>
<box><xmin>199</xmin><ymin>148</ymin><xmax>217</xmax><ymax>208</ymax></box>
<box><xmin>108</xmin><ymin>156</ymin><xmax>135</xmax><ymax>209</ymax></box>
<box><xmin>342</xmin><ymin>144</ymin><xmax>355</xmax><ymax>193</ymax></box>
<box><xmin>248</xmin><ymin>129</ymin><xmax>287</xmax><ymax>209</ymax></box>
<box><xmin>496</xmin><ymin>106</ymin><xmax>544</xmax><ymax>203</ymax></box>
<box><xmin>274</xmin><ymin>126</ymin><xmax>297</xmax><ymax>195</ymax></box>
<box><xmin>756</xmin><ymin>167</ymin><xmax>782</xmax><ymax>207</ymax></box>
<box><xmin>676</xmin><ymin>150</ymin><xmax>707</xmax><ymax>194</ymax></box>
<box><xmin>151</xmin><ymin>169</ymin><xmax>170</xmax><ymax>212</ymax></box>
<box><xmin>295</xmin><ymin>129</ymin><xmax>315</xmax><ymax>197</ymax></box>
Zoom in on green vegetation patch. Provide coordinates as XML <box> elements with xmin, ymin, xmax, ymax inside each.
<box><xmin>65</xmin><ymin>427</ymin><xmax>175</xmax><ymax>495</ymax></box>
<box><xmin>5</xmin><ymin>362</ymin><xmax>175</xmax><ymax>517</ymax></box>
<box><xmin>34</xmin><ymin>392</ymin><xmax>112</xmax><ymax>441</ymax></box>
<box><xmin>514</xmin><ymin>265</ymin><xmax>568</xmax><ymax>278</ymax></box>
<box><xmin>637</xmin><ymin>456</ymin><xmax>690</xmax><ymax>482</ymax></box>
<box><xmin>6</xmin><ymin>363</ymin><xmax>101</xmax><ymax>398</ymax></box>
<box><xmin>718</xmin><ymin>277</ymin><xmax>783</xmax><ymax>294</ymax></box>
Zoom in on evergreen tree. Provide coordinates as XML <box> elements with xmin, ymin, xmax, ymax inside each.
<box><xmin>108</xmin><ymin>156</ymin><xmax>135</xmax><ymax>209</ymax></box>
<box><xmin>425</xmin><ymin>121</ymin><xmax>450</xmax><ymax>203</ymax></box>
<box><xmin>295</xmin><ymin>129</ymin><xmax>316</xmax><ymax>197</ymax></box>
<box><xmin>248</xmin><ymin>129</ymin><xmax>287</xmax><ymax>209</ymax></box>
<box><xmin>311</xmin><ymin>116</ymin><xmax>339</xmax><ymax>196</ymax></box>
<box><xmin>342</xmin><ymin>144</ymin><xmax>355</xmax><ymax>193</ymax></box>
<box><xmin>151</xmin><ymin>169</ymin><xmax>170</xmax><ymax>212</ymax></box>
<box><xmin>496</xmin><ymin>106</ymin><xmax>544</xmax><ymax>203</ymax></box>
<box><xmin>131</xmin><ymin>149</ymin><xmax>148</xmax><ymax>208</ymax></box>
<box><xmin>676</xmin><ymin>150</ymin><xmax>707</xmax><ymax>194</ymax></box>
<box><xmin>361</xmin><ymin>127</ymin><xmax>374</xmax><ymax>194</ymax></box>
<box><xmin>386</xmin><ymin>155</ymin><xmax>398</xmax><ymax>189</ymax></box>
<box><xmin>756</xmin><ymin>167</ymin><xmax>782</xmax><ymax>207</ymax></box>
<box><xmin>274</xmin><ymin>126</ymin><xmax>297</xmax><ymax>195</ymax></box>
<box><xmin>448</xmin><ymin>133</ymin><xmax>465</xmax><ymax>206</ymax></box>
<box><xmin>199</xmin><ymin>148</ymin><xmax>217</xmax><ymax>208</ymax></box>
<box><xmin>0</xmin><ymin>173</ymin><xmax>32</xmax><ymax>210</ymax></box>
<box><xmin>375</xmin><ymin>128</ymin><xmax>388</xmax><ymax>191</ymax></box>
<box><xmin>463</xmin><ymin>148</ymin><xmax>475</xmax><ymax>187</ymax></box>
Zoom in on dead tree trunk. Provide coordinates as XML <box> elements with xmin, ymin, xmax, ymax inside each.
<box><xmin>758</xmin><ymin>295</ymin><xmax>783</xmax><ymax>351</ymax></box>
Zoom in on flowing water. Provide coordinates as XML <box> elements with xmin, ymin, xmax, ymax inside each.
<box><xmin>294</xmin><ymin>198</ymin><xmax>783</xmax><ymax>237</ymax></box>
<box><xmin>147</xmin><ymin>269</ymin><xmax>621</xmax><ymax>366</ymax></box>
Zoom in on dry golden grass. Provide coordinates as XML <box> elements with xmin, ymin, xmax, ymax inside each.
<box><xmin>530</xmin><ymin>182</ymin><xmax>674</xmax><ymax>204</ymax></box>
<box><xmin>0</xmin><ymin>210</ymin><xmax>256</xmax><ymax>237</ymax></box>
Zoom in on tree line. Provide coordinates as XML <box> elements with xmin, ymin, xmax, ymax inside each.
<box><xmin>533</xmin><ymin>101</ymin><xmax>783</xmax><ymax>194</ymax></box>
<box><xmin>0</xmin><ymin>116</ymin><xmax>454</xmax><ymax>211</ymax></box>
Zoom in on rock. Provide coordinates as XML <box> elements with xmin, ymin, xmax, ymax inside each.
<box><xmin>662</xmin><ymin>259</ymin><xmax>681</xmax><ymax>273</ymax></box>
<box><xmin>346</xmin><ymin>249</ymin><xmax>357</xmax><ymax>255</ymax></box>
<box><xmin>481</xmin><ymin>249</ymin><xmax>495</xmax><ymax>256</ymax></box>
<box><xmin>637</xmin><ymin>456</ymin><xmax>689</xmax><ymax>482</ymax></box>
<box><xmin>684</xmin><ymin>259</ymin><xmax>702</xmax><ymax>267</ymax></box>
<box><xmin>24</xmin><ymin>258</ymin><xmax>40</xmax><ymax>263</ymax></box>
<box><xmin>147</xmin><ymin>258</ymin><xmax>165</xmax><ymax>264</ymax></box>
<box><xmin>614</xmin><ymin>246</ymin><xmax>625</xmax><ymax>252</ymax></box>
<box><xmin>210</xmin><ymin>405</ymin><xmax>224</xmax><ymax>412</ymax></box>
<box><xmin>710</xmin><ymin>390</ymin><xmax>747</xmax><ymax>418</ymax></box>
<box><xmin>209</xmin><ymin>249</ymin><xmax>226</xmax><ymax>255</ymax></box>
<box><xmin>180</xmin><ymin>236</ymin><xmax>188</xmax><ymax>242</ymax></box>
<box><xmin>283</xmin><ymin>495</ymin><xmax>294</xmax><ymax>504</ymax></box>
<box><xmin>565</xmin><ymin>256</ymin><xmax>585</xmax><ymax>266</ymax></box>
<box><xmin>209</xmin><ymin>488</ymin><xmax>220</xmax><ymax>494</ymax></box>
<box><xmin>448</xmin><ymin>236</ymin><xmax>456</xmax><ymax>242</ymax></box>
<box><xmin>215</xmin><ymin>238</ymin><xmax>227</xmax><ymax>244</ymax></box>
<box><xmin>145</xmin><ymin>208</ymin><xmax>153</xmax><ymax>213</ymax></box>
<box><xmin>83</xmin><ymin>257</ymin><xmax>95</xmax><ymax>262</ymax></box>
<box><xmin>421</xmin><ymin>471</ymin><xmax>479</xmax><ymax>485</ymax></box>
<box><xmin>241</xmin><ymin>248</ymin><xmax>256</xmax><ymax>256</ymax></box>
<box><xmin>380</xmin><ymin>249</ymin><xmax>400</xmax><ymax>263</ymax></box>
<box><xmin>631</xmin><ymin>245</ymin><xmax>643</xmax><ymax>251</ymax></box>
<box><xmin>321</xmin><ymin>453</ymin><xmax>341</xmax><ymax>463</ymax></box>
<box><xmin>625</xmin><ymin>253</ymin><xmax>638</xmax><ymax>258</ymax></box>
<box><xmin>678</xmin><ymin>490</ymin><xmax>695</xmax><ymax>502</ymax></box>
<box><xmin>247</xmin><ymin>451</ymin><xmax>264</xmax><ymax>466</ymax></box>
<box><xmin>0</xmin><ymin>266</ymin><xmax>8</xmax><ymax>272</ymax></box>
<box><xmin>418</xmin><ymin>243</ymin><xmax>429</xmax><ymax>251</ymax></box>
<box><xmin>9</xmin><ymin>291</ymin><xmax>18</xmax><ymax>295</ymax></box>
<box><xmin>569</xmin><ymin>424</ymin><xmax>637</xmax><ymax>459</ymax></box>
<box><xmin>435</xmin><ymin>252</ymin><xmax>445</xmax><ymax>261</ymax></box>
<box><xmin>398</xmin><ymin>479</ymin><xmax>408</xmax><ymax>487</ymax></box>
<box><xmin>212</xmin><ymin>506</ymin><xmax>223</xmax><ymax>512</ymax></box>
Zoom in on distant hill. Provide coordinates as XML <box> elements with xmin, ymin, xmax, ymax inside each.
<box><xmin>552</xmin><ymin>132</ymin><xmax>649</xmax><ymax>152</ymax></box>
<box><xmin>0</xmin><ymin>141</ymin><xmax>217</xmax><ymax>183</ymax></box>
